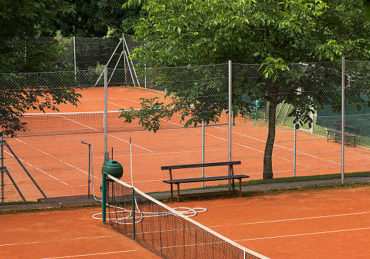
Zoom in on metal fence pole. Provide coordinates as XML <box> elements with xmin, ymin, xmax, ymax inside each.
<box><xmin>228</xmin><ymin>61</ymin><xmax>232</xmax><ymax>164</ymax></box>
<box><xmin>73</xmin><ymin>36</ymin><xmax>77</xmax><ymax>79</ymax></box>
<box><xmin>1</xmin><ymin>131</ymin><xmax>4</xmax><ymax>203</ymax></box>
<box><xmin>144</xmin><ymin>65</ymin><xmax>147</xmax><ymax>88</ymax></box>
<box><xmin>228</xmin><ymin>61</ymin><xmax>232</xmax><ymax>190</ymax></box>
<box><xmin>202</xmin><ymin>120</ymin><xmax>205</xmax><ymax>187</ymax></box>
<box><xmin>293</xmin><ymin>124</ymin><xmax>297</xmax><ymax>177</ymax></box>
<box><xmin>81</xmin><ymin>141</ymin><xmax>92</xmax><ymax>197</ymax></box>
<box><xmin>341</xmin><ymin>57</ymin><xmax>345</xmax><ymax>184</ymax></box>
<box><xmin>104</xmin><ymin>65</ymin><xmax>109</xmax><ymax>161</ymax></box>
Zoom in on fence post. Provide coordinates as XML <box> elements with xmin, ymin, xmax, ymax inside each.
<box><xmin>1</xmin><ymin>131</ymin><xmax>4</xmax><ymax>203</ymax></box>
<box><xmin>228</xmin><ymin>61</ymin><xmax>232</xmax><ymax>190</ymax></box>
<box><xmin>202</xmin><ymin>120</ymin><xmax>205</xmax><ymax>187</ymax></box>
<box><xmin>104</xmin><ymin>65</ymin><xmax>109</xmax><ymax>162</ymax></box>
<box><xmin>341</xmin><ymin>57</ymin><xmax>345</xmax><ymax>184</ymax></box>
<box><xmin>144</xmin><ymin>65</ymin><xmax>147</xmax><ymax>88</ymax></box>
<box><xmin>73</xmin><ymin>36</ymin><xmax>77</xmax><ymax>79</ymax></box>
<box><xmin>293</xmin><ymin>124</ymin><xmax>297</xmax><ymax>177</ymax></box>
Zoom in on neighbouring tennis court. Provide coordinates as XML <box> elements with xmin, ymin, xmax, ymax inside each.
<box><xmin>0</xmin><ymin>207</ymin><xmax>160</xmax><ymax>259</ymax></box>
<box><xmin>0</xmin><ymin>186</ymin><xmax>368</xmax><ymax>258</ymax></box>
<box><xmin>2</xmin><ymin>86</ymin><xmax>369</xmax><ymax>202</ymax></box>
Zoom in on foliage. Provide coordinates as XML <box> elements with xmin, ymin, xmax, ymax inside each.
<box><xmin>0</xmin><ymin>0</ymin><xmax>74</xmax><ymax>73</ymax></box>
<box><xmin>49</xmin><ymin>0</ymin><xmax>143</xmax><ymax>37</ymax></box>
<box><xmin>122</xmin><ymin>0</ymin><xmax>369</xmax><ymax>179</ymax></box>
<box><xmin>0</xmin><ymin>0</ymin><xmax>81</xmax><ymax>136</ymax></box>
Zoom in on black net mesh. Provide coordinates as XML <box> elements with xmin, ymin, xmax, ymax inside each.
<box><xmin>106</xmin><ymin>175</ymin><xmax>265</xmax><ymax>259</ymax></box>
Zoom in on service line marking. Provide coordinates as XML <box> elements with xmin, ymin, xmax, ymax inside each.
<box><xmin>236</xmin><ymin>226</ymin><xmax>370</xmax><ymax>241</ymax></box>
<box><xmin>210</xmin><ymin>211</ymin><xmax>370</xmax><ymax>228</ymax></box>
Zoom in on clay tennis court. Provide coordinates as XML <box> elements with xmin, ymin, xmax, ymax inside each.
<box><xmin>2</xmin><ymin>86</ymin><xmax>369</xmax><ymax>201</ymax></box>
<box><xmin>0</xmin><ymin>186</ymin><xmax>368</xmax><ymax>258</ymax></box>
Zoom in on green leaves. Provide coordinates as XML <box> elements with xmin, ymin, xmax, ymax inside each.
<box><xmin>119</xmin><ymin>97</ymin><xmax>175</xmax><ymax>133</ymax></box>
<box><xmin>260</xmin><ymin>57</ymin><xmax>290</xmax><ymax>82</ymax></box>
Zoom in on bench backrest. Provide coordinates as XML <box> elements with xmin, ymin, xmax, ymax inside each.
<box><xmin>161</xmin><ymin>161</ymin><xmax>241</xmax><ymax>170</ymax></box>
<box><xmin>333</xmin><ymin>122</ymin><xmax>359</xmax><ymax>134</ymax></box>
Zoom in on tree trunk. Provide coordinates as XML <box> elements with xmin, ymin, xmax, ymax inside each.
<box><xmin>263</xmin><ymin>100</ymin><xmax>277</xmax><ymax>179</ymax></box>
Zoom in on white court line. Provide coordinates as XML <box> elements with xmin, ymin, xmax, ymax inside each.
<box><xmin>3</xmin><ymin>150</ymin><xmax>68</xmax><ymax>185</ymax></box>
<box><xmin>60</xmin><ymin>114</ymin><xmax>152</xmax><ymax>152</ymax></box>
<box><xmin>15</xmin><ymin>138</ymin><xmax>90</xmax><ymax>178</ymax></box>
<box><xmin>41</xmin><ymin>250</ymin><xmax>137</xmax><ymax>259</ymax></box>
<box><xmin>210</xmin><ymin>211</ymin><xmax>370</xmax><ymax>228</ymax></box>
<box><xmin>169</xmin><ymin>114</ymin><xmax>301</xmax><ymax>165</ymax></box>
<box><xmin>0</xmin><ymin>235</ymin><xmax>118</xmax><ymax>247</ymax></box>
<box><xmin>227</xmin><ymin>126</ymin><xmax>339</xmax><ymax>165</ymax></box>
<box><xmin>236</xmin><ymin>226</ymin><xmax>370</xmax><ymax>241</ymax></box>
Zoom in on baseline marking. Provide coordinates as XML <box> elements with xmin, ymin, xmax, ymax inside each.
<box><xmin>41</xmin><ymin>250</ymin><xmax>137</xmax><ymax>259</ymax></box>
<box><xmin>60</xmin><ymin>114</ymin><xmax>152</xmax><ymax>152</ymax></box>
<box><xmin>0</xmin><ymin>235</ymin><xmax>118</xmax><ymax>247</ymax></box>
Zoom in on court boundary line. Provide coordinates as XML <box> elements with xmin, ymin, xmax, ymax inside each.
<box><xmin>15</xmin><ymin>138</ymin><xmax>90</xmax><ymax>177</ymax></box>
<box><xmin>236</xmin><ymin>226</ymin><xmax>370</xmax><ymax>241</ymax></box>
<box><xmin>0</xmin><ymin>235</ymin><xmax>118</xmax><ymax>247</ymax></box>
<box><xmin>216</xmin><ymin>125</ymin><xmax>340</xmax><ymax>165</ymax></box>
<box><xmin>41</xmin><ymin>250</ymin><xmax>137</xmax><ymax>259</ymax></box>
<box><xmin>3</xmin><ymin>150</ymin><xmax>68</xmax><ymax>186</ymax></box>
<box><xmin>58</xmin><ymin>113</ymin><xmax>152</xmax><ymax>152</ymax></box>
<box><xmin>210</xmin><ymin>211</ymin><xmax>370</xmax><ymax>228</ymax></box>
<box><xmin>168</xmin><ymin>114</ymin><xmax>302</xmax><ymax>166</ymax></box>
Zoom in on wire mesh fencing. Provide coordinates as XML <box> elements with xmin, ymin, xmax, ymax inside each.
<box><xmin>0</xmin><ymin>60</ymin><xmax>369</xmax><ymax>204</ymax></box>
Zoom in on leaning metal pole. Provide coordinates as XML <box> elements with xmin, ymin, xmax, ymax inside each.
<box><xmin>341</xmin><ymin>57</ymin><xmax>345</xmax><ymax>184</ymax></box>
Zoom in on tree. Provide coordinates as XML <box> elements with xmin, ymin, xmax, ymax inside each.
<box><xmin>48</xmin><ymin>0</ymin><xmax>143</xmax><ymax>37</ymax></box>
<box><xmin>122</xmin><ymin>0</ymin><xmax>369</xmax><ymax>179</ymax></box>
<box><xmin>0</xmin><ymin>0</ymin><xmax>81</xmax><ymax>136</ymax></box>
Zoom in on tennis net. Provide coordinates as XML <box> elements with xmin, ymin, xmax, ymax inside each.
<box><xmin>13</xmin><ymin>110</ymin><xmax>228</xmax><ymax>137</ymax></box>
<box><xmin>105</xmin><ymin>174</ymin><xmax>268</xmax><ymax>259</ymax></box>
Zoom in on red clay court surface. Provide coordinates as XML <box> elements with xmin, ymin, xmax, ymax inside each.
<box><xmin>0</xmin><ymin>186</ymin><xmax>369</xmax><ymax>258</ymax></box>
<box><xmin>2</xmin><ymin>86</ymin><xmax>369</xmax><ymax>201</ymax></box>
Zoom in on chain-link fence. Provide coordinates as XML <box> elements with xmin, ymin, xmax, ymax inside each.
<box><xmin>0</xmin><ymin>60</ymin><xmax>369</xmax><ymax>204</ymax></box>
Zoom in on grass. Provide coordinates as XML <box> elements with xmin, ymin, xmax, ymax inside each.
<box><xmin>274</xmin><ymin>102</ymin><xmax>370</xmax><ymax>148</ymax></box>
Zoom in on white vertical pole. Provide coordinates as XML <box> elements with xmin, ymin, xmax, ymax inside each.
<box><xmin>341</xmin><ymin>57</ymin><xmax>345</xmax><ymax>184</ymax></box>
<box><xmin>144</xmin><ymin>65</ymin><xmax>147</xmax><ymax>88</ymax></box>
<box><xmin>202</xmin><ymin>120</ymin><xmax>205</xmax><ymax>187</ymax></box>
<box><xmin>104</xmin><ymin>65</ymin><xmax>109</xmax><ymax>161</ymax></box>
<box><xmin>228</xmin><ymin>60</ymin><xmax>232</xmax><ymax>192</ymax></box>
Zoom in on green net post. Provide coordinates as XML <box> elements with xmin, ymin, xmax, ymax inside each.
<box><xmin>132</xmin><ymin>187</ymin><xmax>136</xmax><ymax>240</ymax></box>
<box><xmin>102</xmin><ymin>172</ymin><xmax>106</xmax><ymax>224</ymax></box>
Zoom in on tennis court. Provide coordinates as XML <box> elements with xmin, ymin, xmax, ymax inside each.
<box><xmin>175</xmin><ymin>186</ymin><xmax>370</xmax><ymax>258</ymax></box>
<box><xmin>0</xmin><ymin>207</ymin><xmax>159</xmax><ymax>258</ymax></box>
<box><xmin>0</xmin><ymin>186</ymin><xmax>368</xmax><ymax>258</ymax></box>
<box><xmin>2</xmin><ymin>86</ymin><xmax>369</xmax><ymax>201</ymax></box>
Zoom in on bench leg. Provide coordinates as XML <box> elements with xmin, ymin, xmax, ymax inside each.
<box><xmin>170</xmin><ymin>184</ymin><xmax>173</xmax><ymax>201</ymax></box>
<box><xmin>176</xmin><ymin>183</ymin><xmax>180</xmax><ymax>202</ymax></box>
<box><xmin>239</xmin><ymin>179</ymin><xmax>242</xmax><ymax>197</ymax></box>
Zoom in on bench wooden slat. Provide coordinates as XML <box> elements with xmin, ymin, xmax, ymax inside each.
<box><xmin>161</xmin><ymin>161</ymin><xmax>241</xmax><ymax>170</ymax></box>
<box><xmin>163</xmin><ymin>175</ymin><xmax>249</xmax><ymax>184</ymax></box>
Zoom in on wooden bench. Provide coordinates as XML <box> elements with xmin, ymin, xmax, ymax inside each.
<box><xmin>326</xmin><ymin>122</ymin><xmax>359</xmax><ymax>147</ymax></box>
<box><xmin>161</xmin><ymin>161</ymin><xmax>249</xmax><ymax>201</ymax></box>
